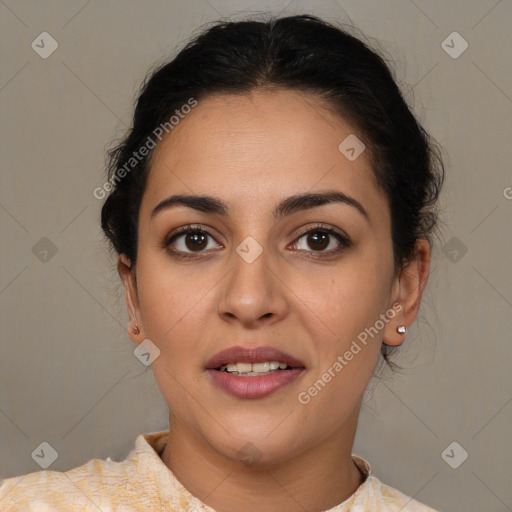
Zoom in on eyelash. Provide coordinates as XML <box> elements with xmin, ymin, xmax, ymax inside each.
<box><xmin>163</xmin><ymin>223</ymin><xmax>352</xmax><ymax>260</ymax></box>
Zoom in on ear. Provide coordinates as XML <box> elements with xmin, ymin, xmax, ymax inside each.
<box><xmin>382</xmin><ymin>239</ymin><xmax>431</xmax><ymax>346</ymax></box>
<box><xmin>117</xmin><ymin>254</ymin><xmax>145</xmax><ymax>345</ymax></box>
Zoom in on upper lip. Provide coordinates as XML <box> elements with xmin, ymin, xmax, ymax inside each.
<box><xmin>205</xmin><ymin>345</ymin><xmax>306</xmax><ymax>369</ymax></box>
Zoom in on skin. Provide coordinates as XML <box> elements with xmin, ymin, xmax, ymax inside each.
<box><xmin>118</xmin><ymin>88</ymin><xmax>430</xmax><ymax>512</ymax></box>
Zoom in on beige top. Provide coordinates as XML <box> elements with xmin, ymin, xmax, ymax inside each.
<box><xmin>0</xmin><ymin>430</ymin><xmax>438</xmax><ymax>511</ymax></box>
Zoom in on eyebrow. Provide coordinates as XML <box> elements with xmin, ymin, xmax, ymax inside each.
<box><xmin>150</xmin><ymin>191</ymin><xmax>370</xmax><ymax>222</ymax></box>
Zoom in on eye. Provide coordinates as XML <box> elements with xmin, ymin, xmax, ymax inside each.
<box><xmin>291</xmin><ymin>225</ymin><xmax>351</xmax><ymax>255</ymax></box>
<box><xmin>165</xmin><ymin>225</ymin><xmax>222</xmax><ymax>255</ymax></box>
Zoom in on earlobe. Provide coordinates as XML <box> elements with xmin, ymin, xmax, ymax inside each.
<box><xmin>382</xmin><ymin>324</ymin><xmax>408</xmax><ymax>348</ymax></box>
<box><xmin>382</xmin><ymin>239</ymin><xmax>431</xmax><ymax>347</ymax></box>
<box><xmin>117</xmin><ymin>254</ymin><xmax>145</xmax><ymax>344</ymax></box>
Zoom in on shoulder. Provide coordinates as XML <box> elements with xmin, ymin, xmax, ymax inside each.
<box><xmin>361</xmin><ymin>474</ymin><xmax>438</xmax><ymax>511</ymax></box>
<box><xmin>0</xmin><ymin>431</ymin><xmax>172</xmax><ymax>511</ymax></box>
<box><xmin>328</xmin><ymin>455</ymin><xmax>439</xmax><ymax>512</ymax></box>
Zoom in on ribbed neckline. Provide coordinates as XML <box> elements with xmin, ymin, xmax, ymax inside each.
<box><xmin>138</xmin><ymin>429</ymin><xmax>375</xmax><ymax>511</ymax></box>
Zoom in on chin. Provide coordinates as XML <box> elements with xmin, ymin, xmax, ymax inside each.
<box><xmin>210</xmin><ymin>424</ymin><xmax>304</xmax><ymax>467</ymax></box>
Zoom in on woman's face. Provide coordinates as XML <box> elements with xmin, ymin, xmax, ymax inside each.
<box><xmin>123</xmin><ymin>89</ymin><xmax>411</xmax><ymax>464</ymax></box>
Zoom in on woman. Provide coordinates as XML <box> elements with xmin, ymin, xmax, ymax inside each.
<box><xmin>1</xmin><ymin>14</ymin><xmax>443</xmax><ymax>511</ymax></box>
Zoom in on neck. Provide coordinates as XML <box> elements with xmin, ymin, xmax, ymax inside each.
<box><xmin>160</xmin><ymin>412</ymin><xmax>365</xmax><ymax>512</ymax></box>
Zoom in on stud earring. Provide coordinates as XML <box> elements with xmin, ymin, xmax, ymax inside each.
<box><xmin>132</xmin><ymin>324</ymin><xmax>140</xmax><ymax>335</ymax></box>
<box><xmin>397</xmin><ymin>325</ymin><xmax>407</xmax><ymax>334</ymax></box>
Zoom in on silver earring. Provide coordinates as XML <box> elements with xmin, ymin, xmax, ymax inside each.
<box><xmin>397</xmin><ymin>325</ymin><xmax>407</xmax><ymax>334</ymax></box>
<box><xmin>132</xmin><ymin>324</ymin><xmax>140</xmax><ymax>335</ymax></box>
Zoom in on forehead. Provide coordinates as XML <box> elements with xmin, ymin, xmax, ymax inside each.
<box><xmin>141</xmin><ymin>89</ymin><xmax>386</xmax><ymax>220</ymax></box>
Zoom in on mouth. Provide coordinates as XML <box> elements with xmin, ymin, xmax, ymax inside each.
<box><xmin>205</xmin><ymin>345</ymin><xmax>306</xmax><ymax>399</ymax></box>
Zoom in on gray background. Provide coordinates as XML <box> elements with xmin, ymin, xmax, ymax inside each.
<box><xmin>1</xmin><ymin>1</ymin><xmax>511</xmax><ymax>511</ymax></box>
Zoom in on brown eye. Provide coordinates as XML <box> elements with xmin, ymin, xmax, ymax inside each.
<box><xmin>292</xmin><ymin>226</ymin><xmax>351</xmax><ymax>255</ymax></box>
<box><xmin>306</xmin><ymin>231</ymin><xmax>329</xmax><ymax>251</ymax></box>
<box><xmin>166</xmin><ymin>226</ymin><xmax>222</xmax><ymax>255</ymax></box>
<box><xmin>184</xmin><ymin>232</ymin><xmax>208</xmax><ymax>251</ymax></box>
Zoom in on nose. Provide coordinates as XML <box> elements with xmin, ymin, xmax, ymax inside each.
<box><xmin>217</xmin><ymin>246</ymin><xmax>289</xmax><ymax>329</ymax></box>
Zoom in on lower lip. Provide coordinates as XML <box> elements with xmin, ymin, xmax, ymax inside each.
<box><xmin>207</xmin><ymin>368</ymin><xmax>304</xmax><ymax>399</ymax></box>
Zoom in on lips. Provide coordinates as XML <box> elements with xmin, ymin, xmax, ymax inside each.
<box><xmin>205</xmin><ymin>345</ymin><xmax>306</xmax><ymax>370</ymax></box>
<box><xmin>205</xmin><ymin>345</ymin><xmax>306</xmax><ymax>399</ymax></box>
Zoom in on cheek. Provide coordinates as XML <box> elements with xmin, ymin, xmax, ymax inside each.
<box><xmin>292</xmin><ymin>255</ymin><xmax>392</xmax><ymax>410</ymax></box>
<box><xmin>136</xmin><ymin>253</ymin><xmax>218</xmax><ymax>340</ymax></box>
<box><xmin>300</xmin><ymin>255</ymin><xmax>392</xmax><ymax>341</ymax></box>
<box><xmin>136</xmin><ymin>260</ymin><xmax>213</xmax><ymax>409</ymax></box>
<box><xmin>294</xmin><ymin>265</ymin><xmax>387</xmax><ymax>425</ymax></box>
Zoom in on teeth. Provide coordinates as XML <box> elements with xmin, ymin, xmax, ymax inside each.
<box><xmin>235</xmin><ymin>363</ymin><xmax>252</xmax><ymax>373</ymax></box>
<box><xmin>252</xmin><ymin>362</ymin><xmax>270</xmax><ymax>373</ymax></box>
<box><xmin>218</xmin><ymin>361</ymin><xmax>290</xmax><ymax>374</ymax></box>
